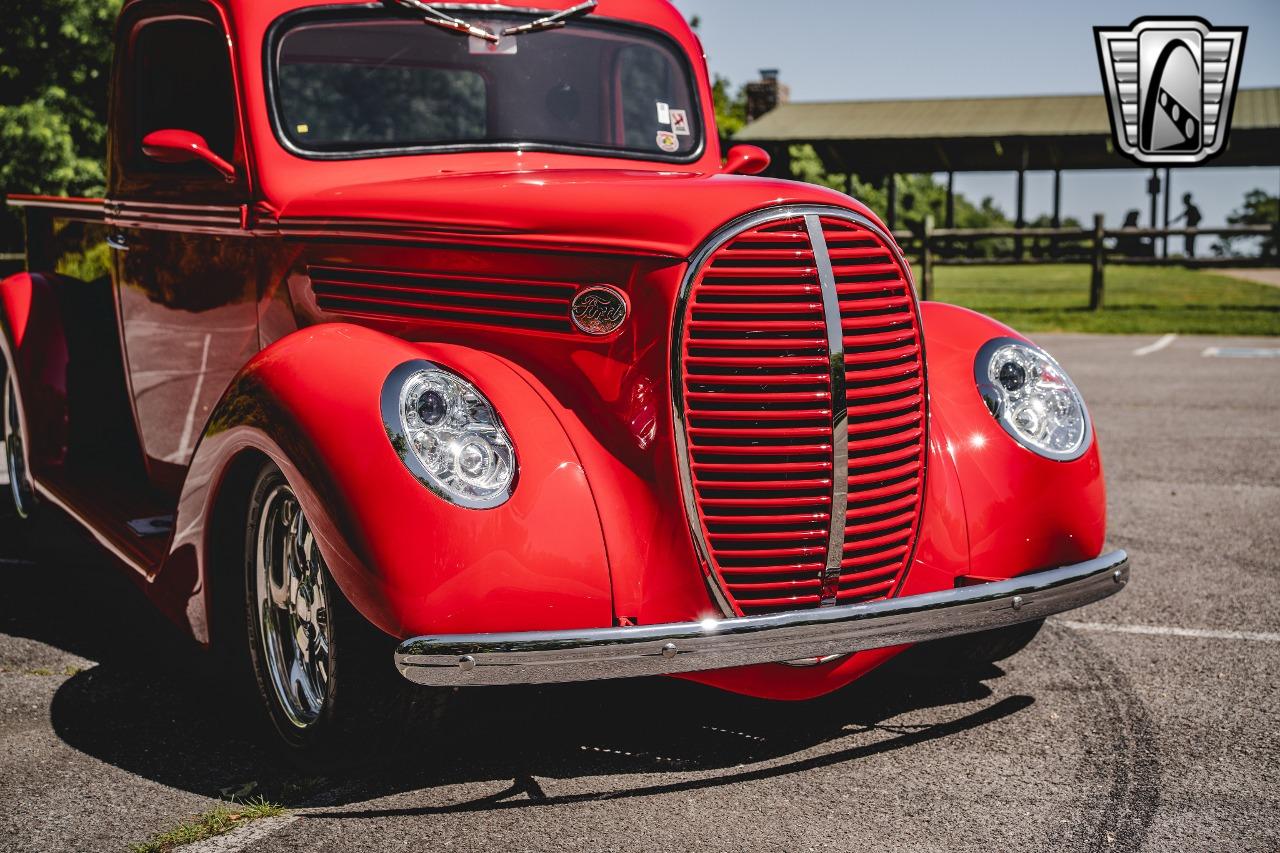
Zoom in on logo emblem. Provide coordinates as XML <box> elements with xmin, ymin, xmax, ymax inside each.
<box><xmin>1095</xmin><ymin>17</ymin><xmax>1246</xmax><ymax>165</ymax></box>
<box><xmin>571</xmin><ymin>285</ymin><xmax>628</xmax><ymax>335</ymax></box>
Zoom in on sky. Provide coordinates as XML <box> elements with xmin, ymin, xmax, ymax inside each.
<box><xmin>670</xmin><ymin>0</ymin><xmax>1280</xmax><ymax>228</ymax></box>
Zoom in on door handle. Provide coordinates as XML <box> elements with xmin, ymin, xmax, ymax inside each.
<box><xmin>107</xmin><ymin>233</ymin><xmax>129</xmax><ymax>252</ymax></box>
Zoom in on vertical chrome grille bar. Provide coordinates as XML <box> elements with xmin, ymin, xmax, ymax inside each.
<box><xmin>804</xmin><ymin>215</ymin><xmax>848</xmax><ymax>604</ymax></box>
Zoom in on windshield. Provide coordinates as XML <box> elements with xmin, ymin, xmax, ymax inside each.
<box><xmin>269</xmin><ymin>9</ymin><xmax>703</xmax><ymax>161</ymax></box>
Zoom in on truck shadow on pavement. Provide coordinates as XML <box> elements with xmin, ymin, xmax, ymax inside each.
<box><xmin>2</xmin><ymin>516</ymin><xmax>1033</xmax><ymax>811</ymax></box>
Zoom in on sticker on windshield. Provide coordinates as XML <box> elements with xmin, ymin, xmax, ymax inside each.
<box><xmin>656</xmin><ymin>130</ymin><xmax>679</xmax><ymax>152</ymax></box>
<box><xmin>656</xmin><ymin>102</ymin><xmax>670</xmax><ymax>124</ymax></box>
<box><xmin>670</xmin><ymin>109</ymin><xmax>690</xmax><ymax>136</ymax></box>
<box><xmin>470</xmin><ymin>28</ymin><xmax>518</xmax><ymax>55</ymax></box>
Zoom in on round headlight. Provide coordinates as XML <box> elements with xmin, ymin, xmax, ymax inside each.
<box><xmin>974</xmin><ymin>337</ymin><xmax>1091</xmax><ymax>461</ymax></box>
<box><xmin>382</xmin><ymin>362</ymin><xmax>517</xmax><ymax>508</ymax></box>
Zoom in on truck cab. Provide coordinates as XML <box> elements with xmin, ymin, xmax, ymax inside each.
<box><xmin>2</xmin><ymin>0</ymin><xmax>1124</xmax><ymax>762</ymax></box>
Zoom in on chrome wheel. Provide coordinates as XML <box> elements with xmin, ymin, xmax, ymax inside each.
<box><xmin>4</xmin><ymin>375</ymin><xmax>34</xmax><ymax>519</ymax></box>
<box><xmin>254</xmin><ymin>483</ymin><xmax>332</xmax><ymax>729</ymax></box>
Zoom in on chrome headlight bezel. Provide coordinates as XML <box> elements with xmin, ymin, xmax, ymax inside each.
<box><xmin>973</xmin><ymin>337</ymin><xmax>1092</xmax><ymax>462</ymax></box>
<box><xmin>380</xmin><ymin>360</ymin><xmax>518</xmax><ymax>509</ymax></box>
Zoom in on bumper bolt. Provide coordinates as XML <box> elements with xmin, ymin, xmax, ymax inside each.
<box><xmin>1011</xmin><ymin>595</ymin><xmax>1024</xmax><ymax>610</ymax></box>
<box><xmin>458</xmin><ymin>655</ymin><xmax>476</xmax><ymax>671</ymax></box>
<box><xmin>660</xmin><ymin>643</ymin><xmax>678</xmax><ymax>659</ymax></box>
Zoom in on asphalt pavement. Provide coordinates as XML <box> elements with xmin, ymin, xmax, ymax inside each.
<box><xmin>1</xmin><ymin>332</ymin><xmax>1277</xmax><ymax>853</ymax></box>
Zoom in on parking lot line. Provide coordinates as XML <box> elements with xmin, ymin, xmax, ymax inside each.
<box><xmin>1057</xmin><ymin>619</ymin><xmax>1280</xmax><ymax>643</ymax></box>
<box><xmin>182</xmin><ymin>814</ymin><xmax>298</xmax><ymax>853</ymax></box>
<box><xmin>1132</xmin><ymin>333</ymin><xmax>1177</xmax><ymax>356</ymax></box>
<box><xmin>1201</xmin><ymin>346</ymin><xmax>1280</xmax><ymax>358</ymax></box>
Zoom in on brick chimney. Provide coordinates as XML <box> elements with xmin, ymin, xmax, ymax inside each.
<box><xmin>745</xmin><ymin>68</ymin><xmax>789</xmax><ymax>123</ymax></box>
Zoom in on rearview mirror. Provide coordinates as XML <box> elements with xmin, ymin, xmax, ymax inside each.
<box><xmin>723</xmin><ymin>144</ymin><xmax>771</xmax><ymax>176</ymax></box>
<box><xmin>141</xmin><ymin>129</ymin><xmax>236</xmax><ymax>183</ymax></box>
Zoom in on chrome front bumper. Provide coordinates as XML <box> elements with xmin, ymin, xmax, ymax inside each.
<box><xmin>395</xmin><ymin>550</ymin><xmax>1129</xmax><ymax>687</ymax></box>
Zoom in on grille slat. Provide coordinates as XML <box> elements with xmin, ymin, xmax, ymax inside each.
<box><xmin>693</xmin><ymin>460</ymin><xmax>833</xmax><ymax>475</ymax></box>
<box><xmin>704</xmin><ymin>492</ymin><xmax>831</xmax><ymax>504</ymax></box>
<box><xmin>692</xmin><ymin>301</ymin><xmax>826</xmax><ymax>315</ymax></box>
<box><xmin>703</xmin><ymin>268</ymin><xmax>817</xmax><ymax>281</ymax></box>
<box><xmin>687</xmin><ymin>375</ymin><xmax>831</xmax><ymax>389</ymax></box>
<box><xmin>677</xmin><ymin>213</ymin><xmax>927</xmax><ymax>616</ymax></box>
<box><xmin>845</xmin><ymin>510</ymin><xmax>919</xmax><ymax>538</ymax></box>
<box><xmin>711</xmin><ymin>529</ymin><xmax>830</xmax><ymax>543</ymax></box>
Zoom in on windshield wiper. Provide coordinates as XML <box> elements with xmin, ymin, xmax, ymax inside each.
<box><xmin>385</xmin><ymin>0</ymin><xmax>500</xmax><ymax>43</ymax></box>
<box><xmin>501</xmin><ymin>0</ymin><xmax>597</xmax><ymax>36</ymax></box>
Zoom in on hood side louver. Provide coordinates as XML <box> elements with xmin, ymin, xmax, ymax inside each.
<box><xmin>307</xmin><ymin>264</ymin><xmax>577</xmax><ymax>333</ymax></box>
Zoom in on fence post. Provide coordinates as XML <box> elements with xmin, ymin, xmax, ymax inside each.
<box><xmin>921</xmin><ymin>215</ymin><xmax>934</xmax><ymax>301</ymax></box>
<box><xmin>1089</xmin><ymin>213</ymin><xmax>1105</xmax><ymax>311</ymax></box>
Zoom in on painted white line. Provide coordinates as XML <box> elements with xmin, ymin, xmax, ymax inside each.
<box><xmin>182</xmin><ymin>814</ymin><xmax>299</xmax><ymax>853</ymax></box>
<box><xmin>169</xmin><ymin>334</ymin><xmax>212</xmax><ymax>464</ymax></box>
<box><xmin>1202</xmin><ymin>346</ymin><xmax>1280</xmax><ymax>358</ymax></box>
<box><xmin>181</xmin><ymin>778</ymin><xmax>368</xmax><ymax>852</ymax></box>
<box><xmin>1133</xmin><ymin>333</ymin><xmax>1177</xmax><ymax>356</ymax></box>
<box><xmin>1057</xmin><ymin>619</ymin><xmax>1280</xmax><ymax>643</ymax></box>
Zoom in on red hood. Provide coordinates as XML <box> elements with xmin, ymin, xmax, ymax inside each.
<box><xmin>275</xmin><ymin>169</ymin><xmax>879</xmax><ymax>257</ymax></box>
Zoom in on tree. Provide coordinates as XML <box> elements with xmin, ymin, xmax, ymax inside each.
<box><xmin>711</xmin><ymin>75</ymin><xmax>747</xmax><ymax>139</ymax></box>
<box><xmin>1215</xmin><ymin>189</ymin><xmax>1278</xmax><ymax>259</ymax></box>
<box><xmin>787</xmin><ymin>144</ymin><xmax>1014</xmax><ymax>255</ymax></box>
<box><xmin>694</xmin><ymin>57</ymin><xmax>1014</xmax><ymax>252</ymax></box>
<box><xmin>0</xmin><ymin>0</ymin><xmax>122</xmax><ymax>249</ymax></box>
<box><xmin>687</xmin><ymin>17</ymin><xmax>747</xmax><ymax>141</ymax></box>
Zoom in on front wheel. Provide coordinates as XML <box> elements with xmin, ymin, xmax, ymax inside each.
<box><xmin>243</xmin><ymin>462</ymin><xmax>449</xmax><ymax>766</ymax></box>
<box><xmin>921</xmin><ymin>619</ymin><xmax>1046</xmax><ymax>671</ymax></box>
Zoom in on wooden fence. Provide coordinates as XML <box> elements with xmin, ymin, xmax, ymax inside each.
<box><xmin>3</xmin><ymin>220</ymin><xmax>1278</xmax><ymax>312</ymax></box>
<box><xmin>894</xmin><ymin>216</ymin><xmax>1278</xmax><ymax>309</ymax></box>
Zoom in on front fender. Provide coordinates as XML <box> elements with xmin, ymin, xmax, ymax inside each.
<box><xmin>684</xmin><ymin>304</ymin><xmax>1108</xmax><ymax>702</ymax></box>
<box><xmin>168</xmin><ymin>323</ymin><xmax>612</xmax><ymax>644</ymax></box>
<box><xmin>916</xmin><ymin>303</ymin><xmax>1107</xmax><ymax>577</ymax></box>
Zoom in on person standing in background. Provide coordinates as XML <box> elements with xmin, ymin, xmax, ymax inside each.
<box><xmin>1170</xmin><ymin>193</ymin><xmax>1203</xmax><ymax>259</ymax></box>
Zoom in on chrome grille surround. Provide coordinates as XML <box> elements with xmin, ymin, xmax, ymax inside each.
<box><xmin>672</xmin><ymin>206</ymin><xmax>929</xmax><ymax>618</ymax></box>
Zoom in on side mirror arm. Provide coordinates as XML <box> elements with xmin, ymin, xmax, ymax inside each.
<box><xmin>141</xmin><ymin>129</ymin><xmax>237</xmax><ymax>183</ymax></box>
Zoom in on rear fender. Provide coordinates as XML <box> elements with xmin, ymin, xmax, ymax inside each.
<box><xmin>0</xmin><ymin>272</ymin><xmax>70</xmax><ymax>472</ymax></box>
<box><xmin>167</xmin><ymin>323</ymin><xmax>612</xmax><ymax>645</ymax></box>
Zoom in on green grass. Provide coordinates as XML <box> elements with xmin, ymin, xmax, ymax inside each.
<box><xmin>930</xmin><ymin>264</ymin><xmax>1280</xmax><ymax>335</ymax></box>
<box><xmin>1</xmin><ymin>664</ymin><xmax>83</xmax><ymax>676</ymax></box>
<box><xmin>129</xmin><ymin>798</ymin><xmax>287</xmax><ymax>853</ymax></box>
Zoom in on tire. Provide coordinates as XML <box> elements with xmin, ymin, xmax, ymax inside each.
<box><xmin>3</xmin><ymin>370</ymin><xmax>38</xmax><ymax>521</ymax></box>
<box><xmin>242</xmin><ymin>461</ymin><xmax>450</xmax><ymax>768</ymax></box>
<box><xmin>922</xmin><ymin>619</ymin><xmax>1046</xmax><ymax>671</ymax></box>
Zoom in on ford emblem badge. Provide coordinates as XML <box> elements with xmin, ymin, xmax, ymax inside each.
<box><xmin>571</xmin><ymin>285</ymin><xmax>629</xmax><ymax>335</ymax></box>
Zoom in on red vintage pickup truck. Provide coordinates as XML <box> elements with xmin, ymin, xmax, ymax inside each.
<box><xmin>3</xmin><ymin>0</ymin><xmax>1127</xmax><ymax>763</ymax></box>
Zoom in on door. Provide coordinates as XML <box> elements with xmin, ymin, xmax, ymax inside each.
<box><xmin>108</xmin><ymin>4</ymin><xmax>261</xmax><ymax>494</ymax></box>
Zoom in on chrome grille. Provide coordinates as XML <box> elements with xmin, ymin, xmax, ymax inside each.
<box><xmin>673</xmin><ymin>208</ymin><xmax>927</xmax><ymax>617</ymax></box>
